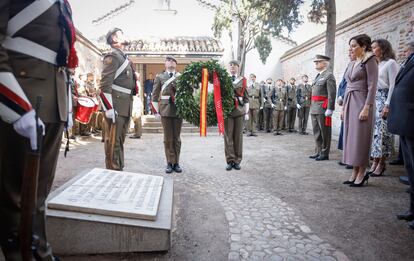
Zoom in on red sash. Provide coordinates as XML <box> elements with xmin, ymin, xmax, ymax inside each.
<box><xmin>311</xmin><ymin>95</ymin><xmax>328</xmax><ymax>109</ymax></box>
<box><xmin>311</xmin><ymin>96</ymin><xmax>331</xmax><ymax>127</ymax></box>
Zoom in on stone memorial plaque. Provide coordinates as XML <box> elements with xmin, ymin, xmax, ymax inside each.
<box><xmin>48</xmin><ymin>168</ymin><xmax>164</xmax><ymax>220</ymax></box>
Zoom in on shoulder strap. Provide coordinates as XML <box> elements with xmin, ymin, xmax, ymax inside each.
<box><xmin>161</xmin><ymin>72</ymin><xmax>181</xmax><ymax>92</ymax></box>
<box><xmin>8</xmin><ymin>0</ymin><xmax>58</xmax><ymax>36</ymax></box>
<box><xmin>114</xmin><ymin>58</ymin><xmax>130</xmax><ymax>80</ymax></box>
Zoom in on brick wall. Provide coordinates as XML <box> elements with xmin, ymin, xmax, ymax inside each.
<box><xmin>280</xmin><ymin>0</ymin><xmax>414</xmax><ymax>136</ymax></box>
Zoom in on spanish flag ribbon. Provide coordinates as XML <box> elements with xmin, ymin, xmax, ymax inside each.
<box><xmin>200</xmin><ymin>68</ymin><xmax>209</xmax><ymax>136</ymax></box>
<box><xmin>213</xmin><ymin>71</ymin><xmax>224</xmax><ymax>135</ymax></box>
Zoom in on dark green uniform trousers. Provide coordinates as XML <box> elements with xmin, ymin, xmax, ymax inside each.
<box><xmin>272</xmin><ymin>110</ymin><xmax>284</xmax><ymax>132</ymax></box>
<box><xmin>247</xmin><ymin>108</ymin><xmax>258</xmax><ymax>134</ymax></box>
<box><xmin>0</xmin><ymin>120</ymin><xmax>64</xmax><ymax>261</ymax></box>
<box><xmin>104</xmin><ymin>116</ymin><xmax>130</xmax><ymax>170</ymax></box>
<box><xmin>298</xmin><ymin>106</ymin><xmax>310</xmax><ymax>133</ymax></box>
<box><xmin>224</xmin><ymin>116</ymin><xmax>244</xmax><ymax>164</ymax></box>
<box><xmin>311</xmin><ymin>114</ymin><xmax>331</xmax><ymax>158</ymax></box>
<box><xmin>161</xmin><ymin>117</ymin><xmax>183</xmax><ymax>164</ymax></box>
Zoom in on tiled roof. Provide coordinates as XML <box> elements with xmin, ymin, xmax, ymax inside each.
<box><xmin>97</xmin><ymin>36</ymin><xmax>224</xmax><ymax>55</ymax></box>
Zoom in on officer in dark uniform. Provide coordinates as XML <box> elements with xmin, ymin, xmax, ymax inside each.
<box><xmin>225</xmin><ymin>60</ymin><xmax>249</xmax><ymax>170</ymax></box>
<box><xmin>297</xmin><ymin>75</ymin><xmax>312</xmax><ymax>135</ymax></box>
<box><xmin>0</xmin><ymin>0</ymin><xmax>77</xmax><ymax>259</ymax></box>
<box><xmin>309</xmin><ymin>55</ymin><xmax>336</xmax><ymax>161</ymax></box>
<box><xmin>152</xmin><ymin>56</ymin><xmax>183</xmax><ymax>174</ymax></box>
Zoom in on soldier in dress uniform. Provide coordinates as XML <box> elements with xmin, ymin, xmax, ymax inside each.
<box><xmin>100</xmin><ymin>28</ymin><xmax>137</xmax><ymax>170</ymax></box>
<box><xmin>256</xmin><ymin>80</ymin><xmax>265</xmax><ymax>131</ymax></box>
<box><xmin>286</xmin><ymin>77</ymin><xmax>298</xmax><ymax>132</ymax></box>
<box><xmin>297</xmin><ymin>75</ymin><xmax>312</xmax><ymax>135</ymax></box>
<box><xmin>225</xmin><ymin>60</ymin><xmax>249</xmax><ymax>171</ymax></box>
<box><xmin>272</xmin><ymin>79</ymin><xmax>287</xmax><ymax>135</ymax></box>
<box><xmin>0</xmin><ymin>0</ymin><xmax>77</xmax><ymax>259</ymax></box>
<box><xmin>246</xmin><ymin>73</ymin><xmax>261</xmax><ymax>136</ymax></box>
<box><xmin>309</xmin><ymin>55</ymin><xmax>336</xmax><ymax>161</ymax></box>
<box><xmin>152</xmin><ymin>56</ymin><xmax>183</xmax><ymax>174</ymax></box>
<box><xmin>262</xmin><ymin>78</ymin><xmax>275</xmax><ymax>133</ymax></box>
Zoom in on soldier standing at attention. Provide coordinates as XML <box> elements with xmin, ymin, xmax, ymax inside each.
<box><xmin>309</xmin><ymin>55</ymin><xmax>336</xmax><ymax>161</ymax></box>
<box><xmin>257</xmin><ymin>80</ymin><xmax>265</xmax><ymax>131</ymax></box>
<box><xmin>0</xmin><ymin>0</ymin><xmax>77</xmax><ymax>259</ymax></box>
<box><xmin>272</xmin><ymin>79</ymin><xmax>287</xmax><ymax>135</ymax></box>
<box><xmin>225</xmin><ymin>60</ymin><xmax>249</xmax><ymax>171</ymax></box>
<box><xmin>286</xmin><ymin>77</ymin><xmax>298</xmax><ymax>132</ymax></box>
<box><xmin>100</xmin><ymin>28</ymin><xmax>137</xmax><ymax>171</ymax></box>
<box><xmin>297</xmin><ymin>75</ymin><xmax>312</xmax><ymax>135</ymax></box>
<box><xmin>152</xmin><ymin>56</ymin><xmax>183</xmax><ymax>174</ymax></box>
<box><xmin>262</xmin><ymin>78</ymin><xmax>275</xmax><ymax>133</ymax></box>
<box><xmin>246</xmin><ymin>73</ymin><xmax>261</xmax><ymax>137</ymax></box>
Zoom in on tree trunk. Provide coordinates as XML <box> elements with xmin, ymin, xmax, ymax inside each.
<box><xmin>325</xmin><ymin>0</ymin><xmax>336</xmax><ymax>71</ymax></box>
<box><xmin>236</xmin><ymin>20</ymin><xmax>247</xmax><ymax>75</ymax></box>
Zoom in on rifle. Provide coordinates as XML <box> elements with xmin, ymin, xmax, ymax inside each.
<box><xmin>105</xmin><ymin>120</ymin><xmax>117</xmax><ymax>170</ymax></box>
<box><xmin>20</xmin><ymin>96</ymin><xmax>43</xmax><ymax>261</ymax></box>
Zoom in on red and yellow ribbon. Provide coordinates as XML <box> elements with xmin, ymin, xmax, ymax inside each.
<box><xmin>213</xmin><ymin>71</ymin><xmax>224</xmax><ymax>135</ymax></box>
<box><xmin>200</xmin><ymin>68</ymin><xmax>209</xmax><ymax>136</ymax></box>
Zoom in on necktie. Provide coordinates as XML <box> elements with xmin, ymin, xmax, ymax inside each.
<box><xmin>169</xmin><ymin>72</ymin><xmax>174</xmax><ymax>78</ymax></box>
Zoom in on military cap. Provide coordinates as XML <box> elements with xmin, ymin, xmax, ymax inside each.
<box><xmin>165</xmin><ymin>55</ymin><xmax>177</xmax><ymax>64</ymax></box>
<box><xmin>313</xmin><ymin>54</ymin><xmax>331</xmax><ymax>62</ymax></box>
<box><xmin>106</xmin><ymin>28</ymin><xmax>123</xmax><ymax>45</ymax></box>
<box><xmin>229</xmin><ymin>60</ymin><xmax>240</xmax><ymax>67</ymax></box>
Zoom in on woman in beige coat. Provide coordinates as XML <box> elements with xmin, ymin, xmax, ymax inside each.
<box><xmin>342</xmin><ymin>34</ymin><xmax>378</xmax><ymax>187</ymax></box>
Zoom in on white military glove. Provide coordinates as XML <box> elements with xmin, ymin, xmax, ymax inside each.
<box><xmin>105</xmin><ymin>109</ymin><xmax>117</xmax><ymax>123</ymax></box>
<box><xmin>325</xmin><ymin>109</ymin><xmax>333</xmax><ymax>117</ymax></box>
<box><xmin>154</xmin><ymin>113</ymin><xmax>161</xmax><ymax>120</ymax></box>
<box><xmin>13</xmin><ymin>109</ymin><xmax>45</xmax><ymax>150</ymax></box>
<box><xmin>284</xmin><ymin>106</ymin><xmax>287</xmax><ymax>111</ymax></box>
<box><xmin>296</xmin><ymin>104</ymin><xmax>302</xmax><ymax>110</ymax></box>
<box><xmin>259</xmin><ymin>106</ymin><xmax>263</xmax><ymax>110</ymax></box>
<box><xmin>271</xmin><ymin>104</ymin><xmax>276</xmax><ymax>109</ymax></box>
<box><xmin>244</xmin><ymin>113</ymin><xmax>249</xmax><ymax>121</ymax></box>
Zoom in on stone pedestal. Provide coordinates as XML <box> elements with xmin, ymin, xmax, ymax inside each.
<box><xmin>45</xmin><ymin>169</ymin><xmax>173</xmax><ymax>255</ymax></box>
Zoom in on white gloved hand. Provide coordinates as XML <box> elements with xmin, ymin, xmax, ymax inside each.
<box><xmin>284</xmin><ymin>106</ymin><xmax>287</xmax><ymax>111</ymax></box>
<box><xmin>105</xmin><ymin>109</ymin><xmax>116</xmax><ymax>123</ymax></box>
<box><xmin>337</xmin><ymin>96</ymin><xmax>343</xmax><ymax>106</ymax></box>
<box><xmin>260</xmin><ymin>106</ymin><xmax>263</xmax><ymax>110</ymax></box>
<box><xmin>271</xmin><ymin>104</ymin><xmax>276</xmax><ymax>109</ymax></box>
<box><xmin>244</xmin><ymin>113</ymin><xmax>249</xmax><ymax>121</ymax></box>
<box><xmin>154</xmin><ymin>113</ymin><xmax>161</xmax><ymax>120</ymax></box>
<box><xmin>13</xmin><ymin>109</ymin><xmax>45</xmax><ymax>150</ymax></box>
<box><xmin>325</xmin><ymin>109</ymin><xmax>333</xmax><ymax>117</ymax></box>
<box><xmin>296</xmin><ymin>104</ymin><xmax>302</xmax><ymax>110</ymax></box>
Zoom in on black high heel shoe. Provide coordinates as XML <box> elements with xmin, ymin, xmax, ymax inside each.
<box><xmin>350</xmin><ymin>174</ymin><xmax>370</xmax><ymax>187</ymax></box>
<box><xmin>343</xmin><ymin>179</ymin><xmax>355</xmax><ymax>185</ymax></box>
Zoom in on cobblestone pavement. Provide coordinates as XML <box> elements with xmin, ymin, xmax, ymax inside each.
<box><xmin>175</xmin><ymin>165</ymin><xmax>348</xmax><ymax>261</ymax></box>
<box><xmin>21</xmin><ymin>131</ymin><xmax>414</xmax><ymax>261</ymax></box>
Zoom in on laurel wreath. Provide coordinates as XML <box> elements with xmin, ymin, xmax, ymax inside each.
<box><xmin>175</xmin><ymin>60</ymin><xmax>234</xmax><ymax>126</ymax></box>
